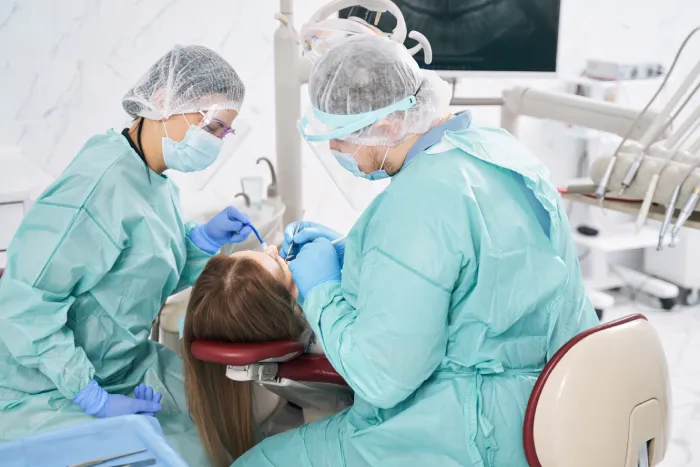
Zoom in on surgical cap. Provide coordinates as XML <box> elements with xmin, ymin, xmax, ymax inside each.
<box><xmin>308</xmin><ymin>35</ymin><xmax>452</xmax><ymax>146</ymax></box>
<box><xmin>122</xmin><ymin>45</ymin><xmax>245</xmax><ymax>120</ymax></box>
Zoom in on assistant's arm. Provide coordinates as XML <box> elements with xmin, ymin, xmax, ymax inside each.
<box><xmin>0</xmin><ymin>201</ymin><xmax>121</xmax><ymax>399</ymax></box>
<box><xmin>173</xmin><ymin>221</ymin><xmax>214</xmax><ymax>293</ymax></box>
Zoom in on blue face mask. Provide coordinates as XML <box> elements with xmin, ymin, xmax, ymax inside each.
<box><xmin>162</xmin><ymin>125</ymin><xmax>224</xmax><ymax>173</ymax></box>
<box><xmin>331</xmin><ymin>147</ymin><xmax>389</xmax><ymax>181</ymax></box>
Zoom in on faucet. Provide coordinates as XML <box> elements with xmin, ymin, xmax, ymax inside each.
<box><xmin>257</xmin><ymin>157</ymin><xmax>279</xmax><ymax>198</ymax></box>
<box><xmin>234</xmin><ymin>192</ymin><xmax>251</xmax><ymax>207</ymax></box>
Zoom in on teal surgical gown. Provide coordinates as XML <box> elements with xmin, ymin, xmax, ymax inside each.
<box><xmin>0</xmin><ymin>130</ymin><xmax>211</xmax><ymax>466</ymax></box>
<box><xmin>234</xmin><ymin>124</ymin><xmax>599</xmax><ymax>466</ymax></box>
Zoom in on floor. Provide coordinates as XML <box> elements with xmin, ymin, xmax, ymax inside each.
<box><xmin>602</xmin><ymin>299</ymin><xmax>700</xmax><ymax>466</ymax></box>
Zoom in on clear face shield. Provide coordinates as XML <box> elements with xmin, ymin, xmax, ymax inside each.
<box><xmin>297</xmin><ymin>95</ymin><xmax>417</xmax><ymax>213</ymax></box>
<box><xmin>167</xmin><ymin>105</ymin><xmax>251</xmax><ymax>191</ymax></box>
<box><xmin>299</xmin><ymin>18</ymin><xmax>383</xmax><ymax>61</ymax></box>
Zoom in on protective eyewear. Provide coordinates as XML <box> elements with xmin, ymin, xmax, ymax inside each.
<box><xmin>198</xmin><ymin>110</ymin><xmax>236</xmax><ymax>139</ymax></box>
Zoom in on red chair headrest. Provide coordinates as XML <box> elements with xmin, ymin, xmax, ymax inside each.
<box><xmin>278</xmin><ymin>354</ymin><xmax>348</xmax><ymax>386</ymax></box>
<box><xmin>190</xmin><ymin>340</ymin><xmax>348</xmax><ymax>386</ymax></box>
<box><xmin>191</xmin><ymin>340</ymin><xmax>305</xmax><ymax>366</ymax></box>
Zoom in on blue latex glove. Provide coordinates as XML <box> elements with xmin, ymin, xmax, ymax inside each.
<box><xmin>189</xmin><ymin>206</ymin><xmax>253</xmax><ymax>254</ymax></box>
<box><xmin>288</xmin><ymin>238</ymin><xmax>341</xmax><ymax>299</ymax></box>
<box><xmin>73</xmin><ymin>380</ymin><xmax>162</xmax><ymax>418</ymax></box>
<box><xmin>281</xmin><ymin>221</ymin><xmax>346</xmax><ymax>266</ymax></box>
<box><xmin>134</xmin><ymin>383</ymin><xmax>163</xmax><ymax>417</ymax></box>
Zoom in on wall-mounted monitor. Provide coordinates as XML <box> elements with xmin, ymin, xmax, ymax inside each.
<box><xmin>340</xmin><ymin>0</ymin><xmax>561</xmax><ymax>77</ymax></box>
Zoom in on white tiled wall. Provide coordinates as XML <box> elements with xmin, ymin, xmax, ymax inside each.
<box><xmin>0</xmin><ymin>0</ymin><xmax>698</xmax><ymax>229</ymax></box>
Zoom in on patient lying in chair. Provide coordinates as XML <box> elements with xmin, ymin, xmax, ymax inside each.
<box><xmin>181</xmin><ymin>246</ymin><xmax>317</xmax><ymax>467</ymax></box>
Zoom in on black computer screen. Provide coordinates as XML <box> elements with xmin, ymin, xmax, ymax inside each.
<box><xmin>340</xmin><ymin>0</ymin><xmax>560</xmax><ymax>73</ymax></box>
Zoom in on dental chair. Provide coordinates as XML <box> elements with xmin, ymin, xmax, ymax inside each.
<box><xmin>191</xmin><ymin>339</ymin><xmax>353</xmax><ymax>428</ymax></box>
<box><xmin>193</xmin><ymin>313</ymin><xmax>670</xmax><ymax>466</ymax></box>
<box><xmin>523</xmin><ymin>313</ymin><xmax>671</xmax><ymax>467</ymax></box>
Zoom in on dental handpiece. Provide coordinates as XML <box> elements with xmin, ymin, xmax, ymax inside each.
<box><xmin>285</xmin><ymin>235</ymin><xmax>347</xmax><ymax>261</ymax></box>
<box><xmin>671</xmin><ymin>186</ymin><xmax>700</xmax><ymax>240</ymax></box>
<box><xmin>248</xmin><ymin>224</ymin><xmax>267</xmax><ymax>249</ymax></box>
<box><xmin>595</xmin><ymin>156</ymin><xmax>618</xmax><ymax>200</ymax></box>
<box><xmin>618</xmin><ymin>150</ymin><xmax>645</xmax><ymax>196</ymax></box>
<box><xmin>285</xmin><ymin>221</ymin><xmax>304</xmax><ymax>259</ymax></box>
<box><xmin>657</xmin><ymin>185</ymin><xmax>681</xmax><ymax>251</ymax></box>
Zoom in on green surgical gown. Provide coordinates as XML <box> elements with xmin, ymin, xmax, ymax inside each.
<box><xmin>234</xmin><ymin>124</ymin><xmax>599</xmax><ymax>467</ymax></box>
<box><xmin>0</xmin><ymin>130</ymin><xmax>211</xmax><ymax>466</ymax></box>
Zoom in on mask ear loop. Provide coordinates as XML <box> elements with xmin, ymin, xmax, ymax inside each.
<box><xmin>351</xmin><ymin>144</ymin><xmax>364</xmax><ymax>159</ymax></box>
<box><xmin>161</xmin><ymin>119</ymin><xmax>170</xmax><ymax>139</ymax></box>
<box><xmin>379</xmin><ymin>147</ymin><xmax>389</xmax><ymax>171</ymax></box>
<box><xmin>162</xmin><ymin>114</ymin><xmax>194</xmax><ymax>140</ymax></box>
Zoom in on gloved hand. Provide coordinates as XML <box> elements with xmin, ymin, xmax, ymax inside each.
<box><xmin>134</xmin><ymin>383</ymin><xmax>163</xmax><ymax>417</ymax></box>
<box><xmin>288</xmin><ymin>238</ymin><xmax>341</xmax><ymax>299</ymax></box>
<box><xmin>281</xmin><ymin>221</ymin><xmax>346</xmax><ymax>266</ymax></box>
<box><xmin>73</xmin><ymin>380</ymin><xmax>162</xmax><ymax>418</ymax></box>
<box><xmin>189</xmin><ymin>205</ymin><xmax>253</xmax><ymax>254</ymax></box>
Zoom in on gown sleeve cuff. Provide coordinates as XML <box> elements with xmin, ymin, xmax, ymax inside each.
<box><xmin>185</xmin><ymin>221</ymin><xmax>217</xmax><ymax>256</ymax></box>
<box><xmin>303</xmin><ymin>281</ymin><xmax>343</xmax><ymax>332</ymax></box>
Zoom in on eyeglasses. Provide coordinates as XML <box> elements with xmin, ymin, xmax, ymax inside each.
<box><xmin>198</xmin><ymin>111</ymin><xmax>236</xmax><ymax>140</ymax></box>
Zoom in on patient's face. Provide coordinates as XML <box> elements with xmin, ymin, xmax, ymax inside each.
<box><xmin>233</xmin><ymin>247</ymin><xmax>297</xmax><ymax>298</ymax></box>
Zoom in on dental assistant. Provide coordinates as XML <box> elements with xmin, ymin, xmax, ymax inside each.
<box><xmin>236</xmin><ymin>35</ymin><xmax>599</xmax><ymax>467</ymax></box>
<box><xmin>0</xmin><ymin>45</ymin><xmax>251</xmax><ymax>466</ymax></box>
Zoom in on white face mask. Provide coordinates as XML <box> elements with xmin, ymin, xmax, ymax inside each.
<box><xmin>161</xmin><ymin>116</ymin><xmax>224</xmax><ymax>173</ymax></box>
<box><xmin>330</xmin><ymin>145</ymin><xmax>390</xmax><ymax>181</ymax></box>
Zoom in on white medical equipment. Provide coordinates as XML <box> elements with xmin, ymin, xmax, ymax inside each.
<box><xmin>562</xmin><ymin>27</ymin><xmax>700</xmax><ymax>306</ymax></box>
<box><xmin>577</xmin><ymin>27</ymin><xmax>700</xmax><ymax>238</ymax></box>
<box><xmin>497</xmin><ymin>86</ymin><xmax>684</xmax><ymax>311</ymax></box>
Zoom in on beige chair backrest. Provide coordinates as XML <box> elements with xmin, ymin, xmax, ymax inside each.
<box><xmin>523</xmin><ymin>314</ymin><xmax>671</xmax><ymax>467</ymax></box>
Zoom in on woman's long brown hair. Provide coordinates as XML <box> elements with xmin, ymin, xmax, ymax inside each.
<box><xmin>182</xmin><ymin>254</ymin><xmax>306</xmax><ymax>467</ymax></box>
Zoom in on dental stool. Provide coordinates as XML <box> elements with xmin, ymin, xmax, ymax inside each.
<box><xmin>191</xmin><ymin>340</ymin><xmax>353</xmax><ymax>427</ymax></box>
<box><xmin>523</xmin><ymin>313</ymin><xmax>671</xmax><ymax>467</ymax></box>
